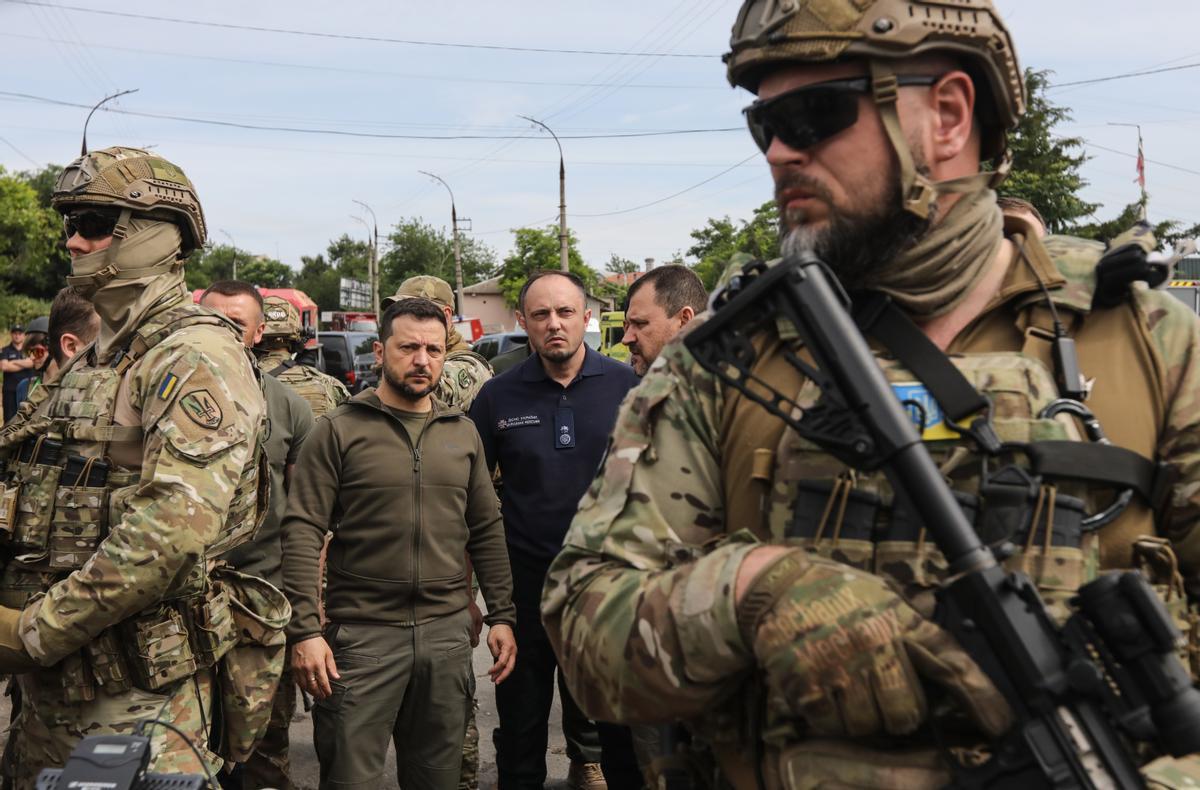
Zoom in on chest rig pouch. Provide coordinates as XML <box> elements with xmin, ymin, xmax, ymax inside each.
<box><xmin>0</xmin><ymin>305</ymin><xmax>267</xmax><ymax>700</ymax></box>
<box><xmin>713</xmin><ymin>266</ymin><xmax>1169</xmax><ymax>627</ymax></box>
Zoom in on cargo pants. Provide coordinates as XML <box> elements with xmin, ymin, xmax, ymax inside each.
<box><xmin>313</xmin><ymin>610</ymin><xmax>474</xmax><ymax>790</ymax></box>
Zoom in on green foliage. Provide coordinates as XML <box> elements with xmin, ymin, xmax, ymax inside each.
<box><xmin>379</xmin><ymin>219</ymin><xmax>497</xmax><ymax>299</ymax></box>
<box><xmin>1069</xmin><ymin>201</ymin><xmax>1200</xmax><ymax>250</ymax></box>
<box><xmin>325</xmin><ymin>234</ymin><xmax>371</xmax><ymax>283</ymax></box>
<box><xmin>185</xmin><ymin>244</ymin><xmax>293</xmax><ymax>290</ymax></box>
<box><xmin>499</xmin><ymin>226</ymin><xmax>598</xmax><ymax>307</ymax></box>
<box><xmin>687</xmin><ymin>200</ymin><xmax>780</xmax><ymax>290</ymax></box>
<box><xmin>294</xmin><ymin>254</ymin><xmax>339</xmax><ymax>311</ymax></box>
<box><xmin>998</xmin><ymin>70</ymin><xmax>1097</xmax><ymax>232</ymax></box>
<box><xmin>0</xmin><ymin>293</ymin><xmax>52</xmax><ymax>341</ymax></box>
<box><xmin>606</xmin><ymin>254</ymin><xmax>640</xmax><ymax>275</ymax></box>
<box><xmin>0</xmin><ymin>167</ymin><xmax>70</xmax><ymax>300</ymax></box>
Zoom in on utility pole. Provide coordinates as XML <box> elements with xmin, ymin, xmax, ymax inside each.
<box><xmin>1108</xmin><ymin>122</ymin><xmax>1148</xmax><ymax>221</ymax></box>
<box><xmin>219</xmin><ymin>229</ymin><xmax>238</xmax><ymax>280</ymax></box>
<box><xmin>520</xmin><ymin>115</ymin><xmax>569</xmax><ymax>272</ymax></box>
<box><xmin>352</xmin><ymin>200</ymin><xmax>380</xmax><ymax>317</ymax></box>
<box><xmin>419</xmin><ymin>170</ymin><xmax>467</xmax><ymax>315</ymax></box>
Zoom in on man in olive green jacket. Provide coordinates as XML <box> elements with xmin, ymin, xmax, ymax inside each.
<box><xmin>282</xmin><ymin>297</ymin><xmax>517</xmax><ymax>790</ymax></box>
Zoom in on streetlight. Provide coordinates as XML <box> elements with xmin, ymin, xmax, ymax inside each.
<box><xmin>352</xmin><ymin>200</ymin><xmax>381</xmax><ymax>318</ymax></box>
<box><xmin>418</xmin><ymin>170</ymin><xmax>466</xmax><ymax>315</ymax></box>
<box><xmin>519</xmin><ymin>115</ymin><xmax>569</xmax><ymax>272</ymax></box>
<box><xmin>219</xmin><ymin>229</ymin><xmax>238</xmax><ymax>280</ymax></box>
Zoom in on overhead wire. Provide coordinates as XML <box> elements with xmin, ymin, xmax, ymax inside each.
<box><xmin>1048</xmin><ymin>62</ymin><xmax>1200</xmax><ymax>90</ymax></box>
<box><xmin>0</xmin><ymin>134</ymin><xmax>39</xmax><ymax>166</ymax></box>
<box><xmin>574</xmin><ymin>153</ymin><xmax>761</xmax><ymax>217</ymax></box>
<box><xmin>4</xmin><ymin>1</ymin><xmax>716</xmax><ymax>58</ymax></box>
<box><xmin>0</xmin><ymin>32</ymin><xmax>721</xmax><ymax>90</ymax></box>
<box><xmin>0</xmin><ymin>91</ymin><xmax>741</xmax><ymax>140</ymax></box>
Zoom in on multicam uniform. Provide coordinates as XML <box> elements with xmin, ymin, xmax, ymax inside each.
<box><xmin>541</xmin><ymin>1</ymin><xmax>1200</xmax><ymax>787</ymax></box>
<box><xmin>258</xmin><ymin>295</ymin><xmax>349</xmax><ymax>418</ymax></box>
<box><xmin>0</xmin><ymin>147</ymin><xmax>283</xmax><ymax>788</ymax></box>
<box><xmin>541</xmin><ymin>222</ymin><xmax>1200</xmax><ymax>788</ymax></box>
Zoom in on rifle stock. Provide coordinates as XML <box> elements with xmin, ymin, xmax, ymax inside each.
<box><xmin>685</xmin><ymin>253</ymin><xmax>1200</xmax><ymax>788</ymax></box>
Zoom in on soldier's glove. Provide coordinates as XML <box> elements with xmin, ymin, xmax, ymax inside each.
<box><xmin>737</xmin><ymin>550</ymin><xmax>1012</xmax><ymax>739</ymax></box>
<box><xmin>0</xmin><ymin>606</ymin><xmax>38</xmax><ymax>674</ymax></box>
<box><xmin>1093</xmin><ymin>221</ymin><xmax>1164</xmax><ymax>309</ymax></box>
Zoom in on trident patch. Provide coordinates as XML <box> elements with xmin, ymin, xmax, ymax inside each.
<box><xmin>180</xmin><ymin>389</ymin><xmax>223</xmax><ymax>429</ymax></box>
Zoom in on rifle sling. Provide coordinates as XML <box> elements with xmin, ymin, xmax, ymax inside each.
<box><xmin>852</xmin><ymin>293</ymin><xmax>1168</xmax><ymax>510</ymax></box>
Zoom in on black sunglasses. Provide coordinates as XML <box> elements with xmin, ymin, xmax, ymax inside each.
<box><xmin>743</xmin><ymin>75</ymin><xmax>940</xmax><ymax>154</ymax></box>
<box><xmin>63</xmin><ymin>210</ymin><xmax>119</xmax><ymax>241</ymax></box>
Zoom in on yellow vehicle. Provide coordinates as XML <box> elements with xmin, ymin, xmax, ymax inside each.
<box><xmin>599</xmin><ymin>311</ymin><xmax>629</xmax><ymax>362</ymax></box>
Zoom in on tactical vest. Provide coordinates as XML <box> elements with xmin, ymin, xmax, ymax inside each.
<box><xmin>724</xmin><ymin>235</ymin><xmax>1199</xmax><ymax>674</ymax></box>
<box><xmin>265</xmin><ymin>358</ymin><xmax>346</xmax><ymax>417</ymax></box>
<box><xmin>0</xmin><ymin>303</ymin><xmax>269</xmax><ymax>700</ymax></box>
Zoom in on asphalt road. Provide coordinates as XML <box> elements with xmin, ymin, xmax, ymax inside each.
<box><xmin>286</xmin><ymin>632</ymin><xmax>573</xmax><ymax>789</ymax></box>
<box><xmin>0</xmin><ymin>633</ymin><xmax>572</xmax><ymax>790</ymax></box>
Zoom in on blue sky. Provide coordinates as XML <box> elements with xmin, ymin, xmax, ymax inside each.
<box><xmin>1</xmin><ymin>1</ymin><xmax>1197</xmax><ymax>274</ymax></box>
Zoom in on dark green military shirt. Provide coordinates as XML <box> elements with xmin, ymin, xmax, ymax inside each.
<box><xmin>225</xmin><ymin>374</ymin><xmax>314</xmax><ymax>586</ymax></box>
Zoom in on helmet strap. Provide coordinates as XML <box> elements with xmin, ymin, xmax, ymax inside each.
<box><xmin>869</xmin><ymin>59</ymin><xmax>1013</xmax><ymax>218</ymax></box>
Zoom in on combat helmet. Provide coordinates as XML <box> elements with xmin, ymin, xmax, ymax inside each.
<box><xmin>261</xmin><ymin>295</ymin><xmax>302</xmax><ymax>341</ymax></box>
<box><xmin>726</xmin><ymin>0</ymin><xmax>1025</xmax><ymax>215</ymax></box>
<box><xmin>51</xmin><ymin>146</ymin><xmax>207</xmax><ymax>255</ymax></box>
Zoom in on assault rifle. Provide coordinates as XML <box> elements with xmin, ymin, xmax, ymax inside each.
<box><xmin>684</xmin><ymin>252</ymin><xmax>1200</xmax><ymax>788</ymax></box>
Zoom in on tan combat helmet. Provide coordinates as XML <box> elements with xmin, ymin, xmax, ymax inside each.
<box><xmin>261</xmin><ymin>295</ymin><xmax>302</xmax><ymax>341</ymax></box>
<box><xmin>725</xmin><ymin>0</ymin><xmax>1025</xmax><ymax>216</ymax></box>
<box><xmin>51</xmin><ymin>146</ymin><xmax>207</xmax><ymax>255</ymax></box>
<box><xmin>382</xmin><ymin>275</ymin><xmax>455</xmax><ymax>311</ymax></box>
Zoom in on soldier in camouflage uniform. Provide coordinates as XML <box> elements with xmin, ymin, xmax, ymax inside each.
<box><xmin>541</xmin><ymin>2</ymin><xmax>1200</xmax><ymax>787</ymax></box>
<box><xmin>382</xmin><ymin>275</ymin><xmax>493</xmax><ymax>790</ymax></box>
<box><xmin>257</xmin><ymin>295</ymin><xmax>349</xmax><ymax>418</ymax></box>
<box><xmin>0</xmin><ymin>146</ymin><xmax>276</xmax><ymax>788</ymax></box>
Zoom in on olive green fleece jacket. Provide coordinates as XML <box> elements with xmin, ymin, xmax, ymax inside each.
<box><xmin>281</xmin><ymin>388</ymin><xmax>515</xmax><ymax>642</ymax></box>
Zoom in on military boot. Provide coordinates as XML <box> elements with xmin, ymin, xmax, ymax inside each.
<box><xmin>567</xmin><ymin>760</ymin><xmax>607</xmax><ymax>790</ymax></box>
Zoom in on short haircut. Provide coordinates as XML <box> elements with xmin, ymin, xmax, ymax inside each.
<box><xmin>379</xmin><ymin>297</ymin><xmax>447</xmax><ymax>345</ymax></box>
<box><xmin>48</xmin><ymin>287</ymin><xmax>98</xmax><ymax>366</ymax></box>
<box><xmin>200</xmin><ymin>280</ymin><xmax>265</xmax><ymax>316</ymax></box>
<box><xmin>517</xmin><ymin>270</ymin><xmax>587</xmax><ymax>313</ymax></box>
<box><xmin>626</xmin><ymin>264</ymin><xmax>707</xmax><ymax>317</ymax></box>
<box><xmin>997</xmin><ymin>196</ymin><xmax>1046</xmax><ymax>230</ymax></box>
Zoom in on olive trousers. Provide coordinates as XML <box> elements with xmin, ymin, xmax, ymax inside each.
<box><xmin>312</xmin><ymin>610</ymin><xmax>474</xmax><ymax>790</ymax></box>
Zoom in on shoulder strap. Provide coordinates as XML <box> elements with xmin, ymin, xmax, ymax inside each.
<box><xmin>115</xmin><ymin>304</ymin><xmax>239</xmax><ymax>373</ymax></box>
<box><xmin>267</xmin><ymin>359</ymin><xmax>298</xmax><ymax>378</ymax></box>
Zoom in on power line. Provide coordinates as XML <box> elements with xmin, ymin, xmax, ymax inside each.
<box><xmin>5</xmin><ymin>1</ymin><xmax>715</xmax><ymax>58</ymax></box>
<box><xmin>1084</xmin><ymin>139</ymin><xmax>1200</xmax><ymax>178</ymax></box>
<box><xmin>1048</xmin><ymin>62</ymin><xmax>1200</xmax><ymax>89</ymax></box>
<box><xmin>0</xmin><ymin>91</ymin><xmax>741</xmax><ymax>141</ymax></box>
<box><xmin>0</xmin><ymin>32</ymin><xmax>722</xmax><ymax>90</ymax></box>
<box><xmin>0</xmin><ymin>134</ymin><xmax>38</xmax><ymax>166</ymax></box>
<box><xmin>575</xmin><ymin>153</ymin><xmax>761</xmax><ymax>217</ymax></box>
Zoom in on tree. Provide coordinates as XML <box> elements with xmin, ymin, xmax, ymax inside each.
<box><xmin>0</xmin><ymin>168</ymin><xmax>65</xmax><ymax>300</ymax></box>
<box><xmin>606</xmin><ymin>254</ymin><xmax>640</xmax><ymax>275</ymax></box>
<box><xmin>687</xmin><ymin>200</ymin><xmax>780</xmax><ymax>290</ymax></box>
<box><xmin>498</xmin><ymin>226</ymin><xmax>597</xmax><ymax>307</ymax></box>
<box><xmin>378</xmin><ymin>219</ymin><xmax>497</xmax><ymax>299</ymax></box>
<box><xmin>998</xmin><ymin>69</ymin><xmax>1096</xmax><ymax>232</ymax></box>
<box><xmin>184</xmin><ymin>244</ymin><xmax>292</xmax><ymax>290</ymax></box>
<box><xmin>294</xmin><ymin>254</ymin><xmax>339</xmax><ymax>311</ymax></box>
<box><xmin>326</xmin><ymin>234</ymin><xmax>371</xmax><ymax>283</ymax></box>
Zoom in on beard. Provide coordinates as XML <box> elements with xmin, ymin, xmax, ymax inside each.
<box><xmin>776</xmin><ymin>162</ymin><xmax>933</xmax><ymax>289</ymax></box>
<box><xmin>536</xmin><ymin>335</ymin><xmax>580</xmax><ymax>363</ymax></box>
<box><xmin>382</xmin><ymin>360</ymin><xmax>439</xmax><ymax>400</ymax></box>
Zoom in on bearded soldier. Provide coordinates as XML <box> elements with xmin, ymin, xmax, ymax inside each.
<box><xmin>257</xmin><ymin>295</ymin><xmax>349</xmax><ymax>418</ymax></box>
<box><xmin>0</xmin><ymin>146</ymin><xmax>275</xmax><ymax>787</ymax></box>
<box><xmin>542</xmin><ymin>2</ymin><xmax>1200</xmax><ymax>787</ymax></box>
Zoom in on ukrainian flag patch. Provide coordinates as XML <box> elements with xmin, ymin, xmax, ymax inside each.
<box><xmin>158</xmin><ymin>372</ymin><xmax>180</xmax><ymax>401</ymax></box>
<box><xmin>891</xmin><ymin>382</ymin><xmax>960</xmax><ymax>441</ymax></box>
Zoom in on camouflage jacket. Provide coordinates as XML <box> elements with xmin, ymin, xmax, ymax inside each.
<box><xmin>541</xmin><ymin>229</ymin><xmax>1200</xmax><ymax>753</ymax></box>
<box><xmin>3</xmin><ymin>300</ymin><xmax>266</xmax><ymax>666</ymax></box>
<box><xmin>259</xmin><ymin>349</ymin><xmax>348</xmax><ymax>418</ymax></box>
<box><xmin>438</xmin><ymin>333</ymin><xmax>493</xmax><ymax>412</ymax></box>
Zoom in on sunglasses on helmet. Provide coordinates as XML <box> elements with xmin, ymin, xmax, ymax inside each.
<box><xmin>62</xmin><ymin>210</ymin><xmax>120</xmax><ymax>241</ymax></box>
<box><xmin>743</xmin><ymin>75</ymin><xmax>941</xmax><ymax>154</ymax></box>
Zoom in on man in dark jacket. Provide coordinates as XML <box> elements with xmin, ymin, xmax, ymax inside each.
<box><xmin>283</xmin><ymin>297</ymin><xmax>517</xmax><ymax>790</ymax></box>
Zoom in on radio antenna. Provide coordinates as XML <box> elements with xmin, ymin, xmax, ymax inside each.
<box><xmin>81</xmin><ymin>89</ymin><xmax>138</xmax><ymax>155</ymax></box>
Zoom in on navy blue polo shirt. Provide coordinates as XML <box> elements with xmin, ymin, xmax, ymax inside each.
<box><xmin>469</xmin><ymin>346</ymin><xmax>639</xmax><ymax>561</ymax></box>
